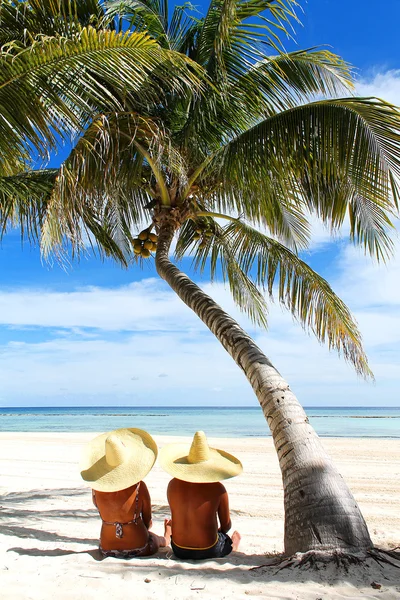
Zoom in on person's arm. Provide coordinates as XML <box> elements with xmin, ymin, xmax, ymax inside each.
<box><xmin>140</xmin><ymin>481</ymin><xmax>152</xmax><ymax>529</ymax></box>
<box><xmin>217</xmin><ymin>485</ymin><xmax>232</xmax><ymax>533</ymax></box>
<box><xmin>166</xmin><ymin>479</ymin><xmax>174</xmax><ymax>529</ymax></box>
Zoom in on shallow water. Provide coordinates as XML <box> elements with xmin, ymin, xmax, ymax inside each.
<box><xmin>0</xmin><ymin>406</ymin><xmax>399</xmax><ymax>437</ymax></box>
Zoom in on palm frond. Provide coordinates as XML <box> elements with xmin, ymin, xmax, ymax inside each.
<box><xmin>104</xmin><ymin>0</ymin><xmax>170</xmax><ymax>46</ymax></box>
<box><xmin>0</xmin><ymin>169</ymin><xmax>57</xmax><ymax>241</ymax></box>
<box><xmin>195</xmin><ymin>196</ymin><xmax>311</xmax><ymax>251</ymax></box>
<box><xmin>177</xmin><ymin>216</ymin><xmax>372</xmax><ymax>377</ymax></box>
<box><xmin>173</xmin><ymin>0</ymin><xmax>301</xmax><ymax>156</ymax></box>
<box><xmin>230</xmin><ymin>49</ymin><xmax>353</xmax><ymax>119</ymax></box>
<box><xmin>39</xmin><ymin>112</ymin><xmax>169</xmax><ymax>258</ymax></box>
<box><xmin>0</xmin><ymin>26</ymin><xmax>202</xmax><ymax>159</ymax></box>
<box><xmin>105</xmin><ymin>0</ymin><xmax>198</xmax><ymax>51</ymax></box>
<box><xmin>348</xmin><ymin>194</ymin><xmax>395</xmax><ymax>260</ymax></box>
<box><xmin>196</xmin><ymin>0</ymin><xmax>299</xmax><ymax>77</ymax></box>
<box><xmin>201</xmin><ymin>97</ymin><xmax>399</xmax><ymax>259</ymax></box>
<box><xmin>176</xmin><ymin>217</ymin><xmax>270</xmax><ymax>328</ymax></box>
<box><xmin>0</xmin><ymin>0</ymin><xmax>105</xmax><ymax>45</ymax></box>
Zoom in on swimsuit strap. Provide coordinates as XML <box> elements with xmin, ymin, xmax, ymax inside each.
<box><xmin>132</xmin><ymin>482</ymin><xmax>141</xmax><ymax>524</ymax></box>
<box><xmin>171</xmin><ymin>534</ymin><xmax>219</xmax><ymax>551</ymax></box>
<box><xmin>95</xmin><ymin>483</ymin><xmax>142</xmax><ymax>538</ymax></box>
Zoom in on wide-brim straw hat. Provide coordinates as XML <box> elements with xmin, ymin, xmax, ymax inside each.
<box><xmin>80</xmin><ymin>428</ymin><xmax>158</xmax><ymax>492</ymax></box>
<box><xmin>159</xmin><ymin>431</ymin><xmax>242</xmax><ymax>483</ymax></box>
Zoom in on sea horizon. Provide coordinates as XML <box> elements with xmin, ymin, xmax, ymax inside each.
<box><xmin>2</xmin><ymin>404</ymin><xmax>400</xmax><ymax>408</ymax></box>
<box><xmin>1</xmin><ymin>405</ymin><xmax>399</xmax><ymax>438</ymax></box>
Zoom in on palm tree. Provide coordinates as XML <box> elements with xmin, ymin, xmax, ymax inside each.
<box><xmin>0</xmin><ymin>0</ymin><xmax>201</xmax><ymax>235</ymax></box>
<box><xmin>2</xmin><ymin>0</ymin><xmax>400</xmax><ymax>556</ymax></box>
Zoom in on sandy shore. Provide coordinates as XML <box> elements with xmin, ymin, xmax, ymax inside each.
<box><xmin>0</xmin><ymin>433</ymin><xmax>399</xmax><ymax>599</ymax></box>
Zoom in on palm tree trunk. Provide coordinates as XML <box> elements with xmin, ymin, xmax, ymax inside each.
<box><xmin>155</xmin><ymin>218</ymin><xmax>372</xmax><ymax>555</ymax></box>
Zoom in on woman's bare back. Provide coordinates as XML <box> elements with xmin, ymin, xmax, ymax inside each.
<box><xmin>93</xmin><ymin>482</ymin><xmax>150</xmax><ymax>551</ymax></box>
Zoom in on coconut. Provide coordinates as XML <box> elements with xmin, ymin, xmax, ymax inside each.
<box><xmin>149</xmin><ymin>233</ymin><xmax>158</xmax><ymax>242</ymax></box>
<box><xmin>144</xmin><ymin>240</ymin><xmax>153</xmax><ymax>250</ymax></box>
<box><xmin>141</xmin><ymin>248</ymin><xmax>151</xmax><ymax>258</ymax></box>
<box><xmin>138</xmin><ymin>231</ymin><xmax>148</xmax><ymax>241</ymax></box>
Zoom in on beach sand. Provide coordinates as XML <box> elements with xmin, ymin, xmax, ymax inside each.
<box><xmin>0</xmin><ymin>433</ymin><xmax>399</xmax><ymax>599</ymax></box>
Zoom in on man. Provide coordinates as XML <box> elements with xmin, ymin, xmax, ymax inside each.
<box><xmin>159</xmin><ymin>431</ymin><xmax>242</xmax><ymax>560</ymax></box>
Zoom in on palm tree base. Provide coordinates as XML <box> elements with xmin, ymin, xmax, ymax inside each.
<box><xmin>250</xmin><ymin>547</ymin><xmax>400</xmax><ymax>573</ymax></box>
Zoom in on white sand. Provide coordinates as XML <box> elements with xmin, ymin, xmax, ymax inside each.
<box><xmin>0</xmin><ymin>433</ymin><xmax>399</xmax><ymax>599</ymax></box>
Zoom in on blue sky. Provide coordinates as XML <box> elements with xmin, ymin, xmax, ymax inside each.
<box><xmin>1</xmin><ymin>0</ymin><xmax>400</xmax><ymax>407</ymax></box>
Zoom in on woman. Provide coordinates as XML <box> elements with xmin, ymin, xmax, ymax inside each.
<box><xmin>80</xmin><ymin>427</ymin><xmax>171</xmax><ymax>558</ymax></box>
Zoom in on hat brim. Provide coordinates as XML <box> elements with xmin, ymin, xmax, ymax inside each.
<box><xmin>80</xmin><ymin>428</ymin><xmax>157</xmax><ymax>492</ymax></box>
<box><xmin>159</xmin><ymin>442</ymin><xmax>242</xmax><ymax>483</ymax></box>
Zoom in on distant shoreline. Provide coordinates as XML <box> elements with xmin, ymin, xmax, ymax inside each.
<box><xmin>1</xmin><ymin>405</ymin><xmax>400</xmax><ymax>409</ymax></box>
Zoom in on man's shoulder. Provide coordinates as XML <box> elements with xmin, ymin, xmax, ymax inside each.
<box><xmin>169</xmin><ymin>479</ymin><xmax>226</xmax><ymax>494</ymax></box>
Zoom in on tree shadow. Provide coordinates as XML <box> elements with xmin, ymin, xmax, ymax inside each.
<box><xmin>0</xmin><ymin>524</ymin><xmax>98</xmax><ymax>545</ymax></box>
<box><xmin>3</xmin><ymin>486</ymin><xmax>399</xmax><ymax>590</ymax></box>
<box><xmin>0</xmin><ymin>507</ymin><xmax>98</xmax><ymax>520</ymax></box>
<box><xmin>9</xmin><ymin>546</ymin><xmax>400</xmax><ymax>589</ymax></box>
<box><xmin>8</xmin><ymin>546</ymin><xmax>104</xmax><ymax>561</ymax></box>
<box><xmin>0</xmin><ymin>488</ymin><xmax>89</xmax><ymax>504</ymax></box>
<box><xmin>6</xmin><ymin>543</ymin><xmax>400</xmax><ymax>589</ymax></box>
<box><xmin>154</xmin><ymin>548</ymin><xmax>400</xmax><ymax>588</ymax></box>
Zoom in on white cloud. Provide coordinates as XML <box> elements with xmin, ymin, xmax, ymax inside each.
<box><xmin>0</xmin><ymin>279</ymin><xmax>197</xmax><ymax>332</ymax></box>
<box><xmin>355</xmin><ymin>69</ymin><xmax>400</xmax><ymax>105</ymax></box>
<box><xmin>1</xmin><ymin>251</ymin><xmax>399</xmax><ymax>407</ymax></box>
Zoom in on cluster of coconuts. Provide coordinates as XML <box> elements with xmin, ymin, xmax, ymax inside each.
<box><xmin>193</xmin><ymin>224</ymin><xmax>213</xmax><ymax>249</ymax></box>
<box><xmin>133</xmin><ymin>230</ymin><xmax>158</xmax><ymax>258</ymax></box>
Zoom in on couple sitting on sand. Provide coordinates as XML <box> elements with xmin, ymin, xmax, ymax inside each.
<box><xmin>80</xmin><ymin>429</ymin><xmax>242</xmax><ymax>560</ymax></box>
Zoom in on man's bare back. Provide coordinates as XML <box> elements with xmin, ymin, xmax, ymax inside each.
<box><xmin>159</xmin><ymin>431</ymin><xmax>242</xmax><ymax>559</ymax></box>
<box><xmin>167</xmin><ymin>478</ymin><xmax>240</xmax><ymax>559</ymax></box>
<box><xmin>167</xmin><ymin>478</ymin><xmax>231</xmax><ymax>548</ymax></box>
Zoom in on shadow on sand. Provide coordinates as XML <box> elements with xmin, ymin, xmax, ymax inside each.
<box><xmin>6</xmin><ymin>545</ymin><xmax>400</xmax><ymax>589</ymax></box>
<box><xmin>8</xmin><ymin>546</ymin><xmax>104</xmax><ymax>560</ymax></box>
<box><xmin>2</xmin><ymin>487</ymin><xmax>400</xmax><ymax>590</ymax></box>
<box><xmin>0</xmin><ymin>487</ymin><xmax>89</xmax><ymax>504</ymax></box>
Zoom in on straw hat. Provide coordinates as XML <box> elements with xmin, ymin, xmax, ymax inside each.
<box><xmin>80</xmin><ymin>428</ymin><xmax>158</xmax><ymax>492</ymax></box>
<box><xmin>158</xmin><ymin>431</ymin><xmax>242</xmax><ymax>483</ymax></box>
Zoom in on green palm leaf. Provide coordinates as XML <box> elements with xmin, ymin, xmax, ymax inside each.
<box><xmin>230</xmin><ymin>49</ymin><xmax>353</xmax><ymax>118</ymax></box>
<box><xmin>178</xmin><ymin>216</ymin><xmax>371</xmax><ymax>377</ymax></box>
<box><xmin>0</xmin><ymin>169</ymin><xmax>57</xmax><ymax>241</ymax></box>
<box><xmin>202</xmin><ymin>97</ymin><xmax>399</xmax><ymax>259</ymax></box>
<box><xmin>0</xmin><ymin>26</ymin><xmax>202</xmax><ymax>158</ymax></box>
<box><xmin>105</xmin><ymin>0</ymin><xmax>169</xmax><ymax>45</ymax></box>
<box><xmin>176</xmin><ymin>217</ymin><xmax>270</xmax><ymax>328</ymax></box>
<box><xmin>0</xmin><ymin>0</ymin><xmax>105</xmax><ymax>45</ymax></box>
<box><xmin>39</xmin><ymin>112</ymin><xmax>165</xmax><ymax>258</ymax></box>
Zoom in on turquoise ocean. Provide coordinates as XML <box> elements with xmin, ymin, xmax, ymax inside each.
<box><xmin>0</xmin><ymin>406</ymin><xmax>399</xmax><ymax>438</ymax></box>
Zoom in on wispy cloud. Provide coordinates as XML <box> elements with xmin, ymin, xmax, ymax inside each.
<box><xmin>1</xmin><ymin>250</ymin><xmax>399</xmax><ymax>406</ymax></box>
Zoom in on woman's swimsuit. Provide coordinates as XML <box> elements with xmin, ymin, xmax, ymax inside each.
<box><xmin>98</xmin><ymin>482</ymin><xmax>141</xmax><ymax>539</ymax></box>
<box><xmin>170</xmin><ymin>532</ymin><xmax>233</xmax><ymax>560</ymax></box>
<box><xmin>94</xmin><ymin>483</ymin><xmax>152</xmax><ymax>558</ymax></box>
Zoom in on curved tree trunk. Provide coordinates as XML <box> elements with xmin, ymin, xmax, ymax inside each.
<box><xmin>155</xmin><ymin>218</ymin><xmax>372</xmax><ymax>555</ymax></box>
